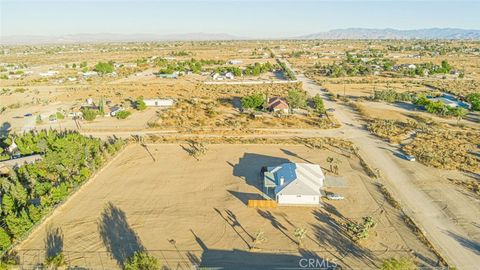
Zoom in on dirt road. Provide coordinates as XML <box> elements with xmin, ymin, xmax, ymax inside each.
<box><xmin>296</xmin><ymin>71</ymin><xmax>480</xmax><ymax>269</ymax></box>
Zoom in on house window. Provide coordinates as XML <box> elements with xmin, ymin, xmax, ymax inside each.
<box><xmin>297</xmin><ymin>195</ymin><xmax>301</xmax><ymax>198</ymax></box>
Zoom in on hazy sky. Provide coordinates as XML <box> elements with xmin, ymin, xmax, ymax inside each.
<box><xmin>1</xmin><ymin>0</ymin><xmax>480</xmax><ymax>38</ymax></box>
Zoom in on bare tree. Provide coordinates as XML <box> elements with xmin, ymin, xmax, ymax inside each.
<box><xmin>250</xmin><ymin>230</ymin><xmax>267</xmax><ymax>251</ymax></box>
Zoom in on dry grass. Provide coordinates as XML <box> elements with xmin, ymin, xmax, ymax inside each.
<box><xmin>403</xmin><ymin>129</ymin><xmax>480</xmax><ymax>173</ymax></box>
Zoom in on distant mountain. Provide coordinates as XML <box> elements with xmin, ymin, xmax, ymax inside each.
<box><xmin>297</xmin><ymin>28</ymin><xmax>480</xmax><ymax>40</ymax></box>
<box><xmin>0</xmin><ymin>33</ymin><xmax>246</xmax><ymax>44</ymax></box>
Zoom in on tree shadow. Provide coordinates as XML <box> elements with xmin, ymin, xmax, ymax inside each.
<box><xmin>0</xmin><ymin>122</ymin><xmax>11</xmax><ymax>138</ymax></box>
<box><xmin>445</xmin><ymin>231</ymin><xmax>480</xmax><ymax>255</ymax></box>
<box><xmin>44</xmin><ymin>226</ymin><xmax>64</xmax><ymax>259</ymax></box>
<box><xmin>311</xmin><ymin>209</ymin><xmax>377</xmax><ymax>268</ymax></box>
<box><xmin>190</xmin><ymin>229</ymin><xmax>339</xmax><ymax>270</ymax></box>
<box><xmin>227</xmin><ymin>190</ymin><xmax>264</xmax><ymax>205</ymax></box>
<box><xmin>214</xmin><ymin>208</ymin><xmax>253</xmax><ymax>249</ymax></box>
<box><xmin>257</xmin><ymin>209</ymin><xmax>297</xmax><ymax>244</ymax></box>
<box><xmin>232</xmin><ymin>152</ymin><xmax>291</xmax><ymax>192</ymax></box>
<box><xmin>280</xmin><ymin>149</ymin><xmax>313</xmax><ymax>164</ymax></box>
<box><xmin>98</xmin><ymin>202</ymin><xmax>144</xmax><ymax>267</ymax></box>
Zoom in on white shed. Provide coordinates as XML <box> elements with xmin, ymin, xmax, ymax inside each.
<box><xmin>144</xmin><ymin>98</ymin><xmax>174</xmax><ymax>107</ymax></box>
<box><xmin>263</xmin><ymin>163</ymin><xmax>324</xmax><ymax>205</ymax></box>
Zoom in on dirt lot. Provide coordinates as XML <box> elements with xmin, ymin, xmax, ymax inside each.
<box><xmin>15</xmin><ymin>144</ymin><xmax>437</xmax><ymax>269</ymax></box>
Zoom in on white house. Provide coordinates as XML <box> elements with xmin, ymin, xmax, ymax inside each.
<box><xmin>144</xmin><ymin>98</ymin><xmax>174</xmax><ymax>107</ymax></box>
<box><xmin>263</xmin><ymin>163</ymin><xmax>325</xmax><ymax>205</ymax></box>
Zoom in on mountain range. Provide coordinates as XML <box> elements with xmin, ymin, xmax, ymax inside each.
<box><xmin>1</xmin><ymin>28</ymin><xmax>479</xmax><ymax>44</ymax></box>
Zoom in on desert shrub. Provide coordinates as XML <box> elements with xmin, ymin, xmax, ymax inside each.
<box><xmin>45</xmin><ymin>252</ymin><xmax>66</xmax><ymax>268</ymax></box>
<box><xmin>403</xmin><ymin>129</ymin><xmax>480</xmax><ymax>172</ymax></box>
<box><xmin>346</xmin><ymin>216</ymin><xmax>375</xmax><ymax>241</ymax></box>
<box><xmin>135</xmin><ymin>97</ymin><xmax>147</xmax><ymax>110</ymax></box>
<box><xmin>381</xmin><ymin>257</ymin><xmax>416</xmax><ymax>270</ymax></box>
<box><xmin>81</xmin><ymin>108</ymin><xmax>97</xmax><ymax>121</ymax></box>
<box><xmin>466</xmin><ymin>93</ymin><xmax>480</xmax><ymax>111</ymax></box>
<box><xmin>94</xmin><ymin>61</ymin><xmax>114</xmax><ymax>74</ymax></box>
<box><xmin>367</xmin><ymin>119</ymin><xmax>417</xmax><ymax>143</ymax></box>
<box><xmin>116</xmin><ymin>110</ymin><xmax>131</xmax><ymax>119</ymax></box>
<box><xmin>124</xmin><ymin>252</ymin><xmax>160</xmax><ymax>270</ymax></box>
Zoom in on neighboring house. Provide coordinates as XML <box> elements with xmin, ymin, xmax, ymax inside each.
<box><xmin>82</xmin><ymin>71</ymin><xmax>98</xmax><ymax>78</ymax></box>
<box><xmin>267</xmin><ymin>97</ymin><xmax>289</xmax><ymax>114</ymax></box>
<box><xmin>39</xmin><ymin>71</ymin><xmax>58</xmax><ymax>77</ymax></box>
<box><xmin>429</xmin><ymin>94</ymin><xmax>471</xmax><ymax>109</ymax></box>
<box><xmin>263</xmin><ymin>163</ymin><xmax>325</xmax><ymax>205</ymax></box>
<box><xmin>156</xmin><ymin>72</ymin><xmax>178</xmax><ymax>79</ymax></box>
<box><xmin>0</xmin><ymin>154</ymin><xmax>43</xmax><ymax>169</ymax></box>
<box><xmin>144</xmin><ymin>98</ymin><xmax>175</xmax><ymax>107</ymax></box>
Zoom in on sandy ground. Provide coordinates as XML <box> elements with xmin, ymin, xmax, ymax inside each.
<box><xmin>15</xmin><ymin>144</ymin><xmax>436</xmax><ymax>270</ymax></box>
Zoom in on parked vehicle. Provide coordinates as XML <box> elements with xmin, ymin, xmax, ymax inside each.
<box><xmin>24</xmin><ymin>113</ymin><xmax>33</xmax><ymax>117</ymax></box>
<box><xmin>326</xmin><ymin>194</ymin><xmax>344</xmax><ymax>200</ymax></box>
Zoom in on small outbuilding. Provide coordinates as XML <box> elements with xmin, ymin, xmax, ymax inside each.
<box><xmin>267</xmin><ymin>97</ymin><xmax>289</xmax><ymax>114</ymax></box>
<box><xmin>144</xmin><ymin>98</ymin><xmax>174</xmax><ymax>107</ymax></box>
<box><xmin>263</xmin><ymin>163</ymin><xmax>324</xmax><ymax>205</ymax></box>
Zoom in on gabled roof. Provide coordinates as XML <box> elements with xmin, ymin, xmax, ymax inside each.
<box><xmin>268</xmin><ymin>163</ymin><xmax>324</xmax><ymax>196</ymax></box>
<box><xmin>267</xmin><ymin>97</ymin><xmax>289</xmax><ymax>110</ymax></box>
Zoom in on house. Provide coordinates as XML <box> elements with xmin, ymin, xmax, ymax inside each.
<box><xmin>267</xmin><ymin>97</ymin><xmax>289</xmax><ymax>114</ymax></box>
<box><xmin>263</xmin><ymin>163</ymin><xmax>325</xmax><ymax>205</ymax></box>
<box><xmin>428</xmin><ymin>94</ymin><xmax>471</xmax><ymax>109</ymax></box>
<box><xmin>144</xmin><ymin>98</ymin><xmax>175</xmax><ymax>107</ymax></box>
<box><xmin>156</xmin><ymin>72</ymin><xmax>178</xmax><ymax>79</ymax></box>
<box><xmin>39</xmin><ymin>71</ymin><xmax>58</xmax><ymax>77</ymax></box>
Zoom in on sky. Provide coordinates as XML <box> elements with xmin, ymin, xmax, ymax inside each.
<box><xmin>1</xmin><ymin>0</ymin><xmax>480</xmax><ymax>38</ymax></box>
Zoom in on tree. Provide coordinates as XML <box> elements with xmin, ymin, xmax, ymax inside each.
<box><xmin>312</xmin><ymin>94</ymin><xmax>325</xmax><ymax>113</ymax></box>
<box><xmin>466</xmin><ymin>93</ymin><xmax>480</xmax><ymax>111</ymax></box>
<box><xmin>45</xmin><ymin>252</ymin><xmax>66</xmax><ymax>268</ymax></box>
<box><xmin>124</xmin><ymin>252</ymin><xmax>160</xmax><ymax>270</ymax></box>
<box><xmin>81</xmin><ymin>108</ymin><xmax>97</xmax><ymax>121</ymax></box>
<box><xmin>251</xmin><ymin>230</ymin><xmax>266</xmax><ymax>250</ymax></box>
<box><xmin>116</xmin><ymin>110</ymin><xmax>131</xmax><ymax>119</ymax></box>
<box><xmin>381</xmin><ymin>257</ymin><xmax>416</xmax><ymax>270</ymax></box>
<box><xmin>94</xmin><ymin>62</ymin><xmax>114</xmax><ymax>74</ymax></box>
<box><xmin>346</xmin><ymin>216</ymin><xmax>375</xmax><ymax>241</ymax></box>
<box><xmin>287</xmin><ymin>90</ymin><xmax>307</xmax><ymax>109</ymax></box>
<box><xmin>326</xmin><ymin>156</ymin><xmax>334</xmax><ymax>172</ymax></box>
<box><xmin>241</xmin><ymin>93</ymin><xmax>265</xmax><ymax>110</ymax></box>
<box><xmin>135</xmin><ymin>97</ymin><xmax>147</xmax><ymax>111</ymax></box>
<box><xmin>0</xmin><ymin>227</ymin><xmax>11</xmax><ymax>251</ymax></box>
<box><xmin>293</xmin><ymin>227</ymin><xmax>307</xmax><ymax>247</ymax></box>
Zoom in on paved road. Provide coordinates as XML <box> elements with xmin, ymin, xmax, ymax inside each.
<box><xmin>294</xmin><ymin>68</ymin><xmax>479</xmax><ymax>269</ymax></box>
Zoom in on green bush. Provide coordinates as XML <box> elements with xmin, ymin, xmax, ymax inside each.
<box><xmin>81</xmin><ymin>108</ymin><xmax>97</xmax><ymax>121</ymax></box>
<box><xmin>135</xmin><ymin>97</ymin><xmax>147</xmax><ymax>111</ymax></box>
<box><xmin>466</xmin><ymin>93</ymin><xmax>480</xmax><ymax>111</ymax></box>
<box><xmin>381</xmin><ymin>257</ymin><xmax>416</xmax><ymax>270</ymax></box>
<box><xmin>94</xmin><ymin>61</ymin><xmax>114</xmax><ymax>74</ymax></box>
<box><xmin>116</xmin><ymin>110</ymin><xmax>131</xmax><ymax>119</ymax></box>
<box><xmin>241</xmin><ymin>93</ymin><xmax>265</xmax><ymax>110</ymax></box>
<box><xmin>124</xmin><ymin>252</ymin><xmax>160</xmax><ymax>270</ymax></box>
<box><xmin>287</xmin><ymin>89</ymin><xmax>307</xmax><ymax>109</ymax></box>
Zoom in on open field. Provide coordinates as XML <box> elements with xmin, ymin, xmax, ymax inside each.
<box><xmin>15</xmin><ymin>144</ymin><xmax>438</xmax><ymax>269</ymax></box>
